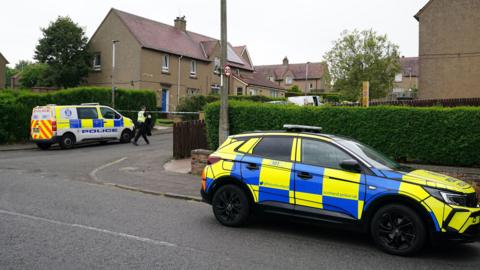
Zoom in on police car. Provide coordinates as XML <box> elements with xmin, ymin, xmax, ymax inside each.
<box><xmin>201</xmin><ymin>125</ymin><xmax>480</xmax><ymax>255</ymax></box>
<box><xmin>31</xmin><ymin>103</ymin><xmax>134</xmax><ymax>149</ymax></box>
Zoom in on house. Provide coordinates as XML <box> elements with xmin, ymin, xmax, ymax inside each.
<box><xmin>255</xmin><ymin>57</ymin><xmax>331</xmax><ymax>93</ymax></box>
<box><xmin>231</xmin><ymin>71</ymin><xmax>286</xmax><ymax>98</ymax></box>
<box><xmin>415</xmin><ymin>0</ymin><xmax>480</xmax><ymax>99</ymax></box>
<box><xmin>87</xmin><ymin>9</ymin><xmax>285</xmax><ymax>111</ymax></box>
<box><xmin>390</xmin><ymin>57</ymin><xmax>419</xmax><ymax>100</ymax></box>
<box><xmin>0</xmin><ymin>52</ymin><xmax>8</xmax><ymax>89</ymax></box>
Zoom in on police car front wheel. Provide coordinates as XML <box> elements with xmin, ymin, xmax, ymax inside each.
<box><xmin>370</xmin><ymin>204</ymin><xmax>426</xmax><ymax>256</ymax></box>
<box><xmin>120</xmin><ymin>130</ymin><xmax>132</xmax><ymax>143</ymax></box>
<box><xmin>60</xmin><ymin>133</ymin><xmax>76</xmax><ymax>149</ymax></box>
<box><xmin>212</xmin><ymin>185</ymin><xmax>250</xmax><ymax>227</ymax></box>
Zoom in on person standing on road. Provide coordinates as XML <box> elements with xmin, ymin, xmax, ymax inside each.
<box><xmin>133</xmin><ymin>105</ymin><xmax>150</xmax><ymax>146</ymax></box>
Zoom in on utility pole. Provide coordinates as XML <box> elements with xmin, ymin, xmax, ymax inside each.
<box><xmin>218</xmin><ymin>0</ymin><xmax>229</xmax><ymax>144</ymax></box>
<box><xmin>112</xmin><ymin>40</ymin><xmax>120</xmax><ymax>108</ymax></box>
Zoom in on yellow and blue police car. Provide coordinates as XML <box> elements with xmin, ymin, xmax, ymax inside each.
<box><xmin>201</xmin><ymin>125</ymin><xmax>480</xmax><ymax>255</ymax></box>
<box><xmin>31</xmin><ymin>103</ymin><xmax>134</xmax><ymax>149</ymax></box>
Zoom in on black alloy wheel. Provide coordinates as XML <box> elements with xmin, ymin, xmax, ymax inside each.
<box><xmin>371</xmin><ymin>205</ymin><xmax>426</xmax><ymax>256</ymax></box>
<box><xmin>212</xmin><ymin>185</ymin><xmax>250</xmax><ymax>227</ymax></box>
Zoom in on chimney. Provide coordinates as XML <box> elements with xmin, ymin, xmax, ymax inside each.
<box><xmin>174</xmin><ymin>16</ymin><xmax>186</xmax><ymax>31</ymax></box>
<box><xmin>283</xmin><ymin>56</ymin><xmax>289</xmax><ymax>66</ymax></box>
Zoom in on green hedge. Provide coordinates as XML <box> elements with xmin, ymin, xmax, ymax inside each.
<box><xmin>0</xmin><ymin>87</ymin><xmax>156</xmax><ymax>143</ymax></box>
<box><xmin>205</xmin><ymin>101</ymin><xmax>480</xmax><ymax>167</ymax></box>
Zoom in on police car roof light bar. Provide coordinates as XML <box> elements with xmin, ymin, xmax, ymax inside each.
<box><xmin>283</xmin><ymin>124</ymin><xmax>322</xmax><ymax>133</ymax></box>
<box><xmin>81</xmin><ymin>103</ymin><xmax>100</xmax><ymax>106</ymax></box>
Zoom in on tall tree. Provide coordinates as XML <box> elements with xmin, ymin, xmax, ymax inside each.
<box><xmin>324</xmin><ymin>30</ymin><xmax>400</xmax><ymax>101</ymax></box>
<box><xmin>34</xmin><ymin>16</ymin><xmax>91</xmax><ymax>88</ymax></box>
<box><xmin>15</xmin><ymin>60</ymin><xmax>33</xmax><ymax>71</ymax></box>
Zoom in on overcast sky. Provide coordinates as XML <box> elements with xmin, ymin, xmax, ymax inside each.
<box><xmin>1</xmin><ymin>0</ymin><xmax>429</xmax><ymax>67</ymax></box>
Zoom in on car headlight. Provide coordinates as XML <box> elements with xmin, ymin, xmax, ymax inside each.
<box><xmin>424</xmin><ymin>187</ymin><xmax>468</xmax><ymax>207</ymax></box>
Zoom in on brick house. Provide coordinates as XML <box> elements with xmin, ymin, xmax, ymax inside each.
<box><xmin>255</xmin><ymin>57</ymin><xmax>331</xmax><ymax>93</ymax></box>
<box><xmin>390</xmin><ymin>57</ymin><xmax>419</xmax><ymax>100</ymax></box>
<box><xmin>0</xmin><ymin>52</ymin><xmax>8</xmax><ymax>89</ymax></box>
<box><xmin>415</xmin><ymin>0</ymin><xmax>480</xmax><ymax>99</ymax></box>
<box><xmin>87</xmin><ymin>9</ymin><xmax>285</xmax><ymax>111</ymax></box>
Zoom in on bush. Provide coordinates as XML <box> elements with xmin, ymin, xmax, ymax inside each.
<box><xmin>0</xmin><ymin>87</ymin><xmax>156</xmax><ymax>143</ymax></box>
<box><xmin>205</xmin><ymin>101</ymin><xmax>480</xmax><ymax>167</ymax></box>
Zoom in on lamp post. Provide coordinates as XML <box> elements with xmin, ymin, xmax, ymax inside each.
<box><xmin>112</xmin><ymin>40</ymin><xmax>120</xmax><ymax>108</ymax></box>
<box><xmin>218</xmin><ymin>0</ymin><xmax>229</xmax><ymax>145</ymax></box>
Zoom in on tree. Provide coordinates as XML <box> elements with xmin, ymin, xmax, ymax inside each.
<box><xmin>289</xmin><ymin>85</ymin><xmax>301</xmax><ymax>93</ymax></box>
<box><xmin>34</xmin><ymin>16</ymin><xmax>91</xmax><ymax>88</ymax></box>
<box><xmin>324</xmin><ymin>30</ymin><xmax>401</xmax><ymax>101</ymax></box>
<box><xmin>18</xmin><ymin>63</ymin><xmax>53</xmax><ymax>88</ymax></box>
<box><xmin>15</xmin><ymin>60</ymin><xmax>33</xmax><ymax>71</ymax></box>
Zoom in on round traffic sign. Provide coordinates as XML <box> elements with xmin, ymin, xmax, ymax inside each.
<box><xmin>224</xmin><ymin>65</ymin><xmax>231</xmax><ymax>76</ymax></box>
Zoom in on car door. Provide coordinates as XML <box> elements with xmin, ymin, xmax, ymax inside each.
<box><xmin>240</xmin><ymin>136</ymin><xmax>295</xmax><ymax>207</ymax></box>
<box><xmin>294</xmin><ymin>138</ymin><xmax>366</xmax><ymax>220</ymax></box>
<box><xmin>76</xmin><ymin>107</ymin><xmax>102</xmax><ymax>140</ymax></box>
<box><xmin>100</xmin><ymin>106</ymin><xmax>122</xmax><ymax>138</ymax></box>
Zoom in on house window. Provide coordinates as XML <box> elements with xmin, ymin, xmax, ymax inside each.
<box><xmin>249</xmin><ymin>89</ymin><xmax>258</xmax><ymax>96</ymax></box>
<box><xmin>236</xmin><ymin>69</ymin><xmax>240</xmax><ymax>76</ymax></box>
<box><xmin>395</xmin><ymin>73</ymin><xmax>403</xmax><ymax>82</ymax></box>
<box><xmin>237</xmin><ymin>87</ymin><xmax>243</xmax><ymax>96</ymax></box>
<box><xmin>93</xmin><ymin>53</ymin><xmax>101</xmax><ymax>71</ymax></box>
<box><xmin>285</xmin><ymin>76</ymin><xmax>293</xmax><ymax>85</ymax></box>
<box><xmin>309</xmin><ymin>83</ymin><xmax>313</xmax><ymax>90</ymax></box>
<box><xmin>211</xmin><ymin>84</ymin><xmax>220</xmax><ymax>95</ymax></box>
<box><xmin>270</xmin><ymin>90</ymin><xmax>278</xmax><ymax>98</ymax></box>
<box><xmin>190</xmin><ymin>60</ymin><xmax>197</xmax><ymax>77</ymax></box>
<box><xmin>187</xmin><ymin>88</ymin><xmax>200</xmax><ymax>96</ymax></box>
<box><xmin>162</xmin><ymin>54</ymin><xmax>170</xmax><ymax>73</ymax></box>
<box><xmin>269</xmin><ymin>76</ymin><xmax>275</xmax><ymax>82</ymax></box>
<box><xmin>214</xmin><ymin>57</ymin><xmax>221</xmax><ymax>74</ymax></box>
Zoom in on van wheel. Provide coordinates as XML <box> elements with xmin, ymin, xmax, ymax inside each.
<box><xmin>120</xmin><ymin>129</ymin><xmax>132</xmax><ymax>143</ymax></box>
<box><xmin>212</xmin><ymin>185</ymin><xmax>250</xmax><ymax>227</ymax></box>
<box><xmin>36</xmin><ymin>143</ymin><xmax>51</xmax><ymax>150</ymax></box>
<box><xmin>370</xmin><ymin>204</ymin><xmax>426</xmax><ymax>256</ymax></box>
<box><xmin>60</xmin><ymin>133</ymin><xmax>76</xmax><ymax>150</ymax></box>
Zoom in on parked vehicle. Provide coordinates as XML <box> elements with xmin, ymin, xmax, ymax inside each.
<box><xmin>287</xmin><ymin>96</ymin><xmax>323</xmax><ymax>106</ymax></box>
<box><xmin>201</xmin><ymin>125</ymin><xmax>480</xmax><ymax>256</ymax></box>
<box><xmin>266</xmin><ymin>101</ymin><xmax>293</xmax><ymax>105</ymax></box>
<box><xmin>31</xmin><ymin>103</ymin><xmax>134</xmax><ymax>149</ymax></box>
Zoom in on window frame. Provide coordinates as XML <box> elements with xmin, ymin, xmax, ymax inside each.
<box><xmin>249</xmin><ymin>135</ymin><xmax>295</xmax><ymax>162</ymax></box>
<box><xmin>162</xmin><ymin>54</ymin><xmax>170</xmax><ymax>73</ymax></box>
<box><xmin>93</xmin><ymin>53</ymin><xmax>101</xmax><ymax>71</ymax></box>
<box><xmin>285</xmin><ymin>76</ymin><xmax>293</xmax><ymax>85</ymax></box>
<box><xmin>236</xmin><ymin>87</ymin><xmax>243</xmax><ymax>96</ymax></box>
<box><xmin>77</xmin><ymin>107</ymin><xmax>99</xmax><ymax>120</ymax></box>
<box><xmin>214</xmin><ymin>57</ymin><xmax>221</xmax><ymax>74</ymax></box>
<box><xmin>100</xmin><ymin>106</ymin><xmax>122</xmax><ymax>120</ymax></box>
<box><xmin>295</xmin><ymin>137</ymin><xmax>366</xmax><ymax>175</ymax></box>
<box><xmin>190</xmin><ymin>60</ymin><xmax>197</xmax><ymax>77</ymax></box>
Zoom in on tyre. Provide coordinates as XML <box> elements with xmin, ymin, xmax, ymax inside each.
<box><xmin>36</xmin><ymin>142</ymin><xmax>51</xmax><ymax>150</ymax></box>
<box><xmin>120</xmin><ymin>129</ymin><xmax>132</xmax><ymax>143</ymax></box>
<box><xmin>60</xmin><ymin>133</ymin><xmax>76</xmax><ymax>150</ymax></box>
<box><xmin>212</xmin><ymin>185</ymin><xmax>250</xmax><ymax>227</ymax></box>
<box><xmin>370</xmin><ymin>204</ymin><xmax>426</xmax><ymax>256</ymax></box>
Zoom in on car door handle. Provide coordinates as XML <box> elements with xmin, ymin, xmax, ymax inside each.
<box><xmin>297</xmin><ymin>172</ymin><xmax>313</xmax><ymax>180</ymax></box>
<box><xmin>246</xmin><ymin>163</ymin><xmax>259</xmax><ymax>170</ymax></box>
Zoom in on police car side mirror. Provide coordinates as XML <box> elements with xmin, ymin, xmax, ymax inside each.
<box><xmin>340</xmin><ymin>159</ymin><xmax>362</xmax><ymax>173</ymax></box>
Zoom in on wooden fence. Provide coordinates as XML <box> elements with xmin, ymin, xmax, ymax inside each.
<box><xmin>173</xmin><ymin>120</ymin><xmax>209</xmax><ymax>159</ymax></box>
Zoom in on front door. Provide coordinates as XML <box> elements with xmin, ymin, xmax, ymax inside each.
<box><xmin>241</xmin><ymin>136</ymin><xmax>295</xmax><ymax>207</ymax></box>
<box><xmin>76</xmin><ymin>107</ymin><xmax>102</xmax><ymax>141</ymax></box>
<box><xmin>294</xmin><ymin>138</ymin><xmax>366</xmax><ymax>219</ymax></box>
<box><xmin>161</xmin><ymin>89</ymin><xmax>169</xmax><ymax>112</ymax></box>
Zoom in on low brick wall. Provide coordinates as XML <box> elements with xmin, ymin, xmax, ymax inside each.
<box><xmin>191</xmin><ymin>149</ymin><xmax>213</xmax><ymax>175</ymax></box>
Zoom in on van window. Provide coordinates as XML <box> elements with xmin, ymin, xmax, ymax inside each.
<box><xmin>100</xmin><ymin>107</ymin><xmax>121</xmax><ymax>119</ymax></box>
<box><xmin>77</xmin><ymin>107</ymin><xmax>98</xmax><ymax>119</ymax></box>
<box><xmin>252</xmin><ymin>136</ymin><xmax>293</xmax><ymax>161</ymax></box>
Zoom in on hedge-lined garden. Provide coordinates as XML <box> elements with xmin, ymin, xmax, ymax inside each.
<box><xmin>205</xmin><ymin>101</ymin><xmax>480</xmax><ymax>167</ymax></box>
<box><xmin>0</xmin><ymin>87</ymin><xmax>156</xmax><ymax>143</ymax></box>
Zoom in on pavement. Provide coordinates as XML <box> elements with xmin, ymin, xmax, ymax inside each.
<box><xmin>1</xmin><ymin>164</ymin><xmax>480</xmax><ymax>270</ymax></box>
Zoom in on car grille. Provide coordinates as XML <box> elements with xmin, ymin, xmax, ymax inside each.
<box><xmin>466</xmin><ymin>193</ymin><xmax>479</xmax><ymax>208</ymax></box>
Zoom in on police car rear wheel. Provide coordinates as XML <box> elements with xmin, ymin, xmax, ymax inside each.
<box><xmin>120</xmin><ymin>130</ymin><xmax>132</xmax><ymax>143</ymax></box>
<box><xmin>212</xmin><ymin>185</ymin><xmax>250</xmax><ymax>227</ymax></box>
<box><xmin>371</xmin><ymin>204</ymin><xmax>426</xmax><ymax>256</ymax></box>
<box><xmin>60</xmin><ymin>133</ymin><xmax>76</xmax><ymax>149</ymax></box>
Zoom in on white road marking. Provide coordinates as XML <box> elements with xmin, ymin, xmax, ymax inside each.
<box><xmin>89</xmin><ymin>157</ymin><xmax>127</xmax><ymax>182</ymax></box>
<box><xmin>0</xmin><ymin>209</ymin><xmax>177</xmax><ymax>248</ymax></box>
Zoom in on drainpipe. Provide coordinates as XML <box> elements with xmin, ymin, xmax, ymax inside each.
<box><xmin>177</xmin><ymin>55</ymin><xmax>184</xmax><ymax>111</ymax></box>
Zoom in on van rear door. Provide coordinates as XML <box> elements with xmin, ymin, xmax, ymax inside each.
<box><xmin>31</xmin><ymin>106</ymin><xmax>54</xmax><ymax>140</ymax></box>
